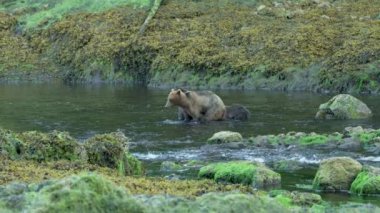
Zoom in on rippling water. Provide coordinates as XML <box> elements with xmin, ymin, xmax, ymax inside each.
<box><xmin>1</xmin><ymin>83</ymin><xmax>379</xmax><ymax>205</ymax></box>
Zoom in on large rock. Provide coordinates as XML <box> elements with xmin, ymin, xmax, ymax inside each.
<box><xmin>18</xmin><ymin>130</ymin><xmax>84</xmax><ymax>162</ymax></box>
<box><xmin>207</xmin><ymin>131</ymin><xmax>243</xmax><ymax>144</ymax></box>
<box><xmin>199</xmin><ymin>161</ymin><xmax>281</xmax><ymax>188</ymax></box>
<box><xmin>84</xmin><ymin>131</ymin><xmax>143</xmax><ymax>175</ymax></box>
<box><xmin>313</xmin><ymin>157</ymin><xmax>362</xmax><ymax>191</ymax></box>
<box><xmin>315</xmin><ymin>94</ymin><xmax>372</xmax><ymax>119</ymax></box>
<box><xmin>350</xmin><ymin>166</ymin><xmax>380</xmax><ymax>195</ymax></box>
<box><xmin>0</xmin><ymin>173</ymin><xmax>144</xmax><ymax>213</ymax></box>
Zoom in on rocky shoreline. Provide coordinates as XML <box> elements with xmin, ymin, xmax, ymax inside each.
<box><xmin>1</xmin><ymin>127</ymin><xmax>380</xmax><ymax>211</ymax></box>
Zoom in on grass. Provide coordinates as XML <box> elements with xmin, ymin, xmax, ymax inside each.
<box><xmin>0</xmin><ymin>0</ymin><xmax>152</xmax><ymax>29</ymax></box>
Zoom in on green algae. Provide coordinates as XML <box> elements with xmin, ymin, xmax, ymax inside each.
<box><xmin>199</xmin><ymin>161</ymin><xmax>281</xmax><ymax>188</ymax></box>
<box><xmin>249</xmin><ymin>131</ymin><xmax>342</xmax><ymax>147</ymax></box>
<box><xmin>350</xmin><ymin>166</ymin><xmax>380</xmax><ymax>195</ymax></box>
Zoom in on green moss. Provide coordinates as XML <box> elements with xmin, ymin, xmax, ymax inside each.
<box><xmin>312</xmin><ymin>157</ymin><xmax>362</xmax><ymax>191</ymax></box>
<box><xmin>299</xmin><ymin>135</ymin><xmax>328</xmax><ymax>145</ymax></box>
<box><xmin>199</xmin><ymin>161</ymin><xmax>281</xmax><ymax>187</ymax></box>
<box><xmin>118</xmin><ymin>152</ymin><xmax>144</xmax><ymax>176</ymax></box>
<box><xmin>350</xmin><ymin>167</ymin><xmax>380</xmax><ymax>195</ymax></box>
<box><xmin>275</xmin><ymin>194</ymin><xmax>294</xmax><ymax>208</ymax></box>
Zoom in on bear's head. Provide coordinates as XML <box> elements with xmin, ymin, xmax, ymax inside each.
<box><xmin>164</xmin><ymin>88</ymin><xmax>190</xmax><ymax>107</ymax></box>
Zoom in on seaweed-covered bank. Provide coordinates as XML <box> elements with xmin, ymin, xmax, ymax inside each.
<box><xmin>1</xmin><ymin>0</ymin><xmax>380</xmax><ymax>93</ymax></box>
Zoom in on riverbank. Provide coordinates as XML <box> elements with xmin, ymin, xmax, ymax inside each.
<box><xmin>1</xmin><ymin>127</ymin><xmax>380</xmax><ymax>212</ymax></box>
<box><xmin>1</xmin><ymin>0</ymin><xmax>380</xmax><ymax>93</ymax></box>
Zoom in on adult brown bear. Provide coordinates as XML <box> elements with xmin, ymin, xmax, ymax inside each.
<box><xmin>164</xmin><ymin>88</ymin><xmax>250</xmax><ymax>122</ymax></box>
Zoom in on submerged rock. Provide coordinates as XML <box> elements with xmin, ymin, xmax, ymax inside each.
<box><xmin>160</xmin><ymin>161</ymin><xmax>183</xmax><ymax>172</ymax></box>
<box><xmin>270</xmin><ymin>190</ymin><xmax>322</xmax><ymax>207</ymax></box>
<box><xmin>273</xmin><ymin>160</ymin><xmax>303</xmax><ymax>172</ymax></box>
<box><xmin>350</xmin><ymin>166</ymin><xmax>380</xmax><ymax>195</ymax></box>
<box><xmin>207</xmin><ymin>131</ymin><xmax>243</xmax><ymax>144</ymax></box>
<box><xmin>315</xmin><ymin>94</ymin><xmax>372</xmax><ymax>119</ymax></box>
<box><xmin>248</xmin><ymin>131</ymin><xmax>342</xmax><ymax>148</ymax></box>
<box><xmin>84</xmin><ymin>131</ymin><xmax>143</xmax><ymax>175</ymax></box>
<box><xmin>199</xmin><ymin>161</ymin><xmax>281</xmax><ymax>188</ymax></box>
<box><xmin>313</xmin><ymin>157</ymin><xmax>362</xmax><ymax>191</ymax></box>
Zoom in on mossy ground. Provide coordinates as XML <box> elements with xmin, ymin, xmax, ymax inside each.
<box><xmin>1</xmin><ymin>0</ymin><xmax>380</xmax><ymax>92</ymax></box>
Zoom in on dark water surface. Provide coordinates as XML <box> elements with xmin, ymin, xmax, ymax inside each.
<box><xmin>1</xmin><ymin>83</ymin><xmax>379</xmax><ymax>205</ymax></box>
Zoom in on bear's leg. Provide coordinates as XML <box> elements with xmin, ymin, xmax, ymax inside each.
<box><xmin>178</xmin><ymin>107</ymin><xmax>193</xmax><ymax>121</ymax></box>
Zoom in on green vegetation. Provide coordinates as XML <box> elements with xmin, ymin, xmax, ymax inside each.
<box><xmin>0</xmin><ymin>0</ymin><xmax>151</xmax><ymax>29</ymax></box>
<box><xmin>350</xmin><ymin>166</ymin><xmax>380</xmax><ymax>195</ymax></box>
<box><xmin>248</xmin><ymin>132</ymin><xmax>342</xmax><ymax>147</ymax></box>
<box><xmin>199</xmin><ymin>161</ymin><xmax>281</xmax><ymax>187</ymax></box>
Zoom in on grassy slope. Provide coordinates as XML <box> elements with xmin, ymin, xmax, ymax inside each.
<box><xmin>1</xmin><ymin>0</ymin><xmax>380</xmax><ymax>93</ymax></box>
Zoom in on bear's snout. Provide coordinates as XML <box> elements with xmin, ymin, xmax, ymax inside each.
<box><xmin>164</xmin><ymin>100</ymin><xmax>173</xmax><ymax>107</ymax></box>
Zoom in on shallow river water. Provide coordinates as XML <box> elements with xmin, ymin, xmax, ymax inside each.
<box><xmin>0</xmin><ymin>83</ymin><xmax>379</xmax><ymax>205</ymax></box>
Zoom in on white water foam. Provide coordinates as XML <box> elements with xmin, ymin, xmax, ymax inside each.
<box><xmin>359</xmin><ymin>156</ymin><xmax>380</xmax><ymax>162</ymax></box>
<box><xmin>133</xmin><ymin>150</ymin><xmax>201</xmax><ymax>161</ymax></box>
<box><xmin>289</xmin><ymin>155</ymin><xmax>321</xmax><ymax>164</ymax></box>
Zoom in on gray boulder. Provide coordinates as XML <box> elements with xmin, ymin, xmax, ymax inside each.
<box><xmin>313</xmin><ymin>157</ymin><xmax>362</xmax><ymax>191</ymax></box>
<box><xmin>315</xmin><ymin>94</ymin><xmax>372</xmax><ymax>119</ymax></box>
<box><xmin>207</xmin><ymin>131</ymin><xmax>243</xmax><ymax>144</ymax></box>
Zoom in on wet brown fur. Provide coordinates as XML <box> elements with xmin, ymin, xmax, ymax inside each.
<box><xmin>165</xmin><ymin>88</ymin><xmax>226</xmax><ymax>122</ymax></box>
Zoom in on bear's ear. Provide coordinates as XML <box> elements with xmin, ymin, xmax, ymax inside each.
<box><xmin>185</xmin><ymin>91</ymin><xmax>191</xmax><ymax>97</ymax></box>
<box><xmin>176</xmin><ymin>90</ymin><xmax>181</xmax><ymax>95</ymax></box>
<box><xmin>171</xmin><ymin>88</ymin><xmax>175</xmax><ymax>92</ymax></box>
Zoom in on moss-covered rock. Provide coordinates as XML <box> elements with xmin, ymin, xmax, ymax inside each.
<box><xmin>199</xmin><ymin>161</ymin><xmax>281</xmax><ymax>188</ymax></box>
<box><xmin>0</xmin><ymin>128</ymin><xmax>24</xmax><ymax>160</ymax></box>
<box><xmin>315</xmin><ymin>94</ymin><xmax>372</xmax><ymax>119</ymax></box>
<box><xmin>0</xmin><ymin>173</ymin><xmax>145</xmax><ymax>213</ymax></box>
<box><xmin>139</xmin><ymin>192</ymin><xmax>291</xmax><ymax>213</ymax></box>
<box><xmin>248</xmin><ymin>131</ymin><xmax>342</xmax><ymax>148</ymax></box>
<box><xmin>313</xmin><ymin>157</ymin><xmax>362</xmax><ymax>191</ymax></box>
<box><xmin>350</xmin><ymin>166</ymin><xmax>380</xmax><ymax>195</ymax></box>
<box><xmin>84</xmin><ymin>131</ymin><xmax>143</xmax><ymax>175</ymax></box>
<box><xmin>18</xmin><ymin>130</ymin><xmax>83</xmax><ymax>162</ymax></box>
<box><xmin>207</xmin><ymin>131</ymin><xmax>243</xmax><ymax>144</ymax></box>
